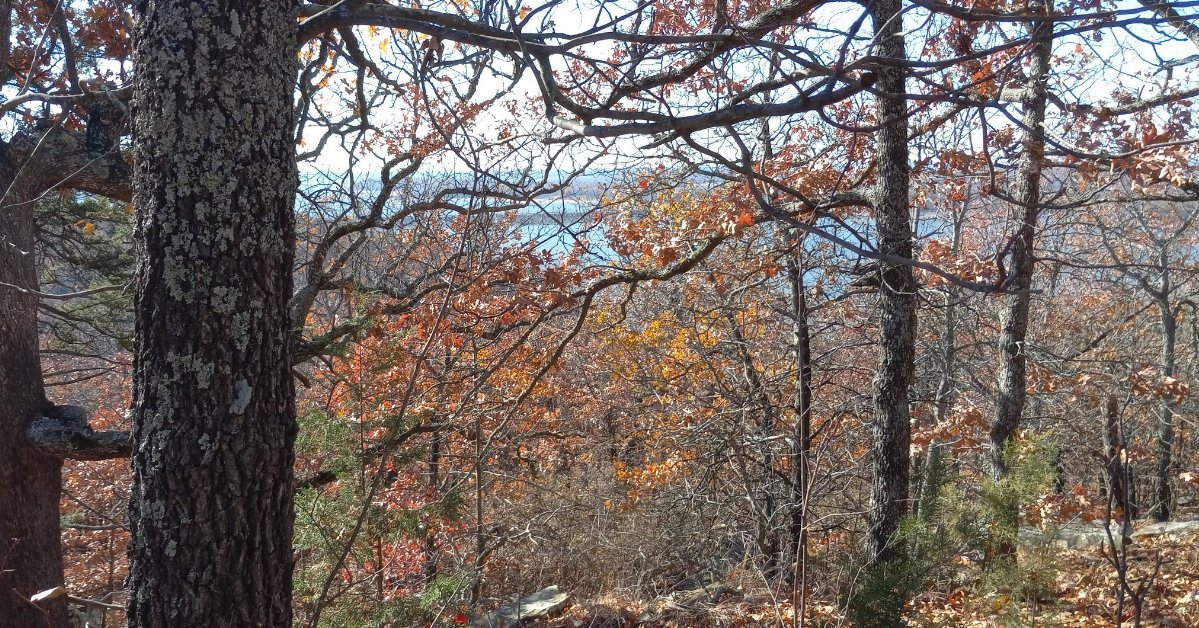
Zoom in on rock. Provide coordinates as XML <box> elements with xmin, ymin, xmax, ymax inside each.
<box><xmin>471</xmin><ymin>585</ymin><xmax>571</xmax><ymax>627</ymax></box>
<box><xmin>1017</xmin><ymin>519</ymin><xmax>1199</xmax><ymax>549</ymax></box>
<box><xmin>1131</xmin><ymin>520</ymin><xmax>1199</xmax><ymax>539</ymax></box>
<box><xmin>68</xmin><ymin>602</ymin><xmax>105</xmax><ymax>628</ymax></box>
<box><xmin>1020</xmin><ymin>522</ymin><xmax>1130</xmax><ymax>549</ymax></box>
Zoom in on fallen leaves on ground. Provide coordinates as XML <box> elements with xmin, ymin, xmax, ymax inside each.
<box><xmin>528</xmin><ymin>521</ymin><xmax>1199</xmax><ymax>627</ymax></box>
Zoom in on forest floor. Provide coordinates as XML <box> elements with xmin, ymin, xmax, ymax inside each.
<box><xmin>527</xmin><ymin>521</ymin><xmax>1199</xmax><ymax>627</ymax></box>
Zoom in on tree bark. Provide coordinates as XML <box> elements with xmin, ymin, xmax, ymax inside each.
<box><xmin>0</xmin><ymin>150</ymin><xmax>66</xmax><ymax>628</ymax></box>
<box><xmin>786</xmin><ymin>239</ymin><xmax>813</xmax><ymax>604</ymax></box>
<box><xmin>915</xmin><ymin>202</ymin><xmax>966</xmax><ymax>523</ymax></box>
<box><xmin>864</xmin><ymin>0</ymin><xmax>916</xmax><ymax>565</ymax></box>
<box><xmin>1102</xmin><ymin>395</ymin><xmax>1137</xmax><ymax>521</ymax></box>
<box><xmin>127</xmin><ymin>3</ymin><xmax>298</xmax><ymax>626</ymax></box>
<box><xmin>26</xmin><ymin>406</ymin><xmax>131</xmax><ymax>461</ymax></box>
<box><xmin>0</xmin><ymin>118</ymin><xmax>130</xmax><ymax>627</ymax></box>
<box><xmin>1151</xmin><ymin>290</ymin><xmax>1177</xmax><ymax>521</ymax></box>
<box><xmin>990</xmin><ymin>0</ymin><xmax>1051</xmax><ymax>482</ymax></box>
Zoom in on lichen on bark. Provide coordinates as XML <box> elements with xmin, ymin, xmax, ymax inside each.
<box><xmin>127</xmin><ymin>2</ymin><xmax>299</xmax><ymax>626</ymax></box>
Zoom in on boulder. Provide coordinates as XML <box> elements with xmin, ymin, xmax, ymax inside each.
<box><xmin>1131</xmin><ymin>520</ymin><xmax>1199</xmax><ymax>539</ymax></box>
<box><xmin>1019</xmin><ymin>522</ymin><xmax>1130</xmax><ymax>549</ymax></box>
<box><xmin>471</xmin><ymin>586</ymin><xmax>571</xmax><ymax>627</ymax></box>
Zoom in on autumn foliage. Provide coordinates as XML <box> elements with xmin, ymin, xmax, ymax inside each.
<box><xmin>6</xmin><ymin>0</ymin><xmax>1199</xmax><ymax>625</ymax></box>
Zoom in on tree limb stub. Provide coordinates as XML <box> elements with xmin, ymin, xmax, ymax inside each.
<box><xmin>26</xmin><ymin>405</ymin><xmax>130</xmax><ymax>460</ymax></box>
<box><xmin>6</xmin><ymin>125</ymin><xmax>131</xmax><ymax>203</ymax></box>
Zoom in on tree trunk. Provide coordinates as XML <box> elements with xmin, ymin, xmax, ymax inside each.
<box><xmin>915</xmin><ymin>201</ymin><xmax>966</xmax><ymax>522</ymax></box>
<box><xmin>864</xmin><ymin>0</ymin><xmax>916</xmax><ymax>565</ymax></box>
<box><xmin>786</xmin><ymin>239</ymin><xmax>813</xmax><ymax>604</ymax></box>
<box><xmin>1151</xmin><ymin>292</ymin><xmax>1177</xmax><ymax>522</ymax></box>
<box><xmin>0</xmin><ymin>152</ymin><xmax>66</xmax><ymax>628</ymax></box>
<box><xmin>0</xmin><ymin>86</ymin><xmax>132</xmax><ymax>628</ymax></box>
<box><xmin>424</xmin><ymin>429</ymin><xmax>442</xmax><ymax>584</ymax></box>
<box><xmin>990</xmin><ymin>0</ymin><xmax>1051</xmax><ymax>482</ymax></box>
<box><xmin>127</xmin><ymin>3</ymin><xmax>298</xmax><ymax>626</ymax></box>
<box><xmin>425</xmin><ymin>357</ymin><xmax>450</xmax><ymax>584</ymax></box>
<box><xmin>1102</xmin><ymin>395</ymin><xmax>1137</xmax><ymax>521</ymax></box>
<box><xmin>726</xmin><ymin>311</ymin><xmax>781</xmax><ymax>578</ymax></box>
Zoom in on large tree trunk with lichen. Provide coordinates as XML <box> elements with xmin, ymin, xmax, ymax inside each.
<box><xmin>864</xmin><ymin>0</ymin><xmax>916</xmax><ymax>567</ymax></box>
<box><xmin>0</xmin><ymin>153</ymin><xmax>66</xmax><ymax>628</ymax></box>
<box><xmin>126</xmin><ymin>2</ymin><xmax>298</xmax><ymax>626</ymax></box>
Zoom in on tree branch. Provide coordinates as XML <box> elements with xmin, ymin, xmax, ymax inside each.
<box><xmin>25</xmin><ymin>405</ymin><xmax>130</xmax><ymax>461</ymax></box>
<box><xmin>1137</xmin><ymin>0</ymin><xmax>1199</xmax><ymax>50</ymax></box>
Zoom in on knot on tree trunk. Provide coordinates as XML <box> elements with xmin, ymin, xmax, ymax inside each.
<box><xmin>26</xmin><ymin>404</ymin><xmax>131</xmax><ymax>460</ymax></box>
